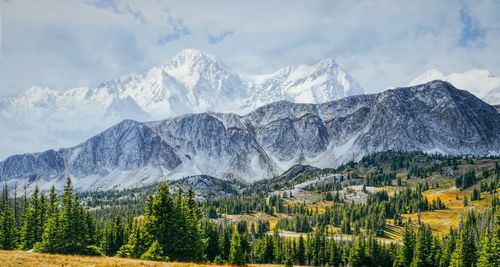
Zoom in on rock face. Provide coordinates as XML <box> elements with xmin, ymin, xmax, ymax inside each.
<box><xmin>0</xmin><ymin>49</ymin><xmax>363</xmax><ymax>160</ymax></box>
<box><xmin>1</xmin><ymin>80</ymin><xmax>499</xmax><ymax>191</ymax></box>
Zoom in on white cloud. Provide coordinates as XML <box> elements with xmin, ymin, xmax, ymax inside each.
<box><xmin>0</xmin><ymin>0</ymin><xmax>499</xmax><ymax>96</ymax></box>
<box><xmin>409</xmin><ymin>68</ymin><xmax>500</xmax><ymax>104</ymax></box>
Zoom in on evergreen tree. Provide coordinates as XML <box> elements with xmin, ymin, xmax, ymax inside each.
<box><xmin>204</xmin><ymin>222</ymin><xmax>220</xmax><ymax>262</ymax></box>
<box><xmin>449</xmin><ymin>218</ymin><xmax>477</xmax><ymax>267</ymax></box>
<box><xmin>101</xmin><ymin>217</ymin><xmax>125</xmax><ymax>256</ymax></box>
<box><xmin>348</xmin><ymin>236</ymin><xmax>366</xmax><ymax>266</ymax></box>
<box><xmin>20</xmin><ymin>186</ymin><xmax>43</xmax><ymax>249</ymax></box>
<box><xmin>229</xmin><ymin>229</ymin><xmax>247</xmax><ymax>266</ymax></box>
<box><xmin>439</xmin><ymin>229</ymin><xmax>457</xmax><ymax>267</ymax></box>
<box><xmin>477</xmin><ymin>208</ymin><xmax>500</xmax><ymax>266</ymax></box>
<box><xmin>296</xmin><ymin>235</ymin><xmax>306</xmax><ymax>265</ymax></box>
<box><xmin>0</xmin><ymin>204</ymin><xmax>17</xmax><ymax>250</ymax></box>
<box><xmin>394</xmin><ymin>224</ymin><xmax>415</xmax><ymax>267</ymax></box>
<box><xmin>140</xmin><ymin>182</ymin><xmax>205</xmax><ymax>262</ymax></box>
<box><xmin>140</xmin><ymin>240</ymin><xmax>169</xmax><ymax>261</ymax></box>
<box><xmin>37</xmin><ymin>178</ymin><xmax>96</xmax><ymax>254</ymax></box>
<box><xmin>118</xmin><ymin>218</ymin><xmax>151</xmax><ymax>258</ymax></box>
<box><xmin>476</xmin><ymin>228</ymin><xmax>494</xmax><ymax>267</ymax></box>
<box><xmin>410</xmin><ymin>224</ymin><xmax>433</xmax><ymax>267</ymax></box>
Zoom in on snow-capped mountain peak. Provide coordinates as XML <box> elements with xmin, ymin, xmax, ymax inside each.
<box><xmin>163</xmin><ymin>49</ymin><xmax>246</xmax><ymax>98</ymax></box>
<box><xmin>0</xmin><ymin>49</ymin><xmax>364</xmax><ymax>160</ymax></box>
<box><xmin>167</xmin><ymin>48</ymin><xmax>220</xmax><ymax>68</ymax></box>
<box><xmin>245</xmin><ymin>57</ymin><xmax>364</xmax><ymax>107</ymax></box>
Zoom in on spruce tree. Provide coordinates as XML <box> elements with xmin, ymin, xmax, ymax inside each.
<box><xmin>118</xmin><ymin>218</ymin><xmax>151</xmax><ymax>259</ymax></box>
<box><xmin>348</xmin><ymin>236</ymin><xmax>366</xmax><ymax>266</ymax></box>
<box><xmin>410</xmin><ymin>224</ymin><xmax>433</xmax><ymax>267</ymax></box>
<box><xmin>394</xmin><ymin>224</ymin><xmax>415</xmax><ymax>267</ymax></box>
<box><xmin>141</xmin><ymin>182</ymin><xmax>205</xmax><ymax>262</ymax></box>
<box><xmin>297</xmin><ymin>235</ymin><xmax>306</xmax><ymax>265</ymax></box>
<box><xmin>476</xmin><ymin>228</ymin><xmax>494</xmax><ymax>267</ymax></box>
<box><xmin>20</xmin><ymin>186</ymin><xmax>43</xmax><ymax>249</ymax></box>
<box><xmin>229</xmin><ymin>229</ymin><xmax>246</xmax><ymax>266</ymax></box>
<box><xmin>450</xmin><ymin>219</ymin><xmax>476</xmax><ymax>267</ymax></box>
<box><xmin>0</xmin><ymin>204</ymin><xmax>17</xmax><ymax>250</ymax></box>
<box><xmin>37</xmin><ymin>178</ymin><xmax>95</xmax><ymax>254</ymax></box>
<box><xmin>439</xmin><ymin>229</ymin><xmax>457</xmax><ymax>267</ymax></box>
<box><xmin>141</xmin><ymin>240</ymin><xmax>169</xmax><ymax>261</ymax></box>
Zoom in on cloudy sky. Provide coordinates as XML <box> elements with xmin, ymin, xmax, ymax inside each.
<box><xmin>0</xmin><ymin>0</ymin><xmax>499</xmax><ymax>96</ymax></box>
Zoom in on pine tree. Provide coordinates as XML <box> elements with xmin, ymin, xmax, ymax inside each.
<box><xmin>476</xmin><ymin>228</ymin><xmax>494</xmax><ymax>267</ymax></box>
<box><xmin>204</xmin><ymin>222</ymin><xmax>220</xmax><ymax>262</ymax></box>
<box><xmin>144</xmin><ymin>183</ymin><xmax>173</xmax><ymax>257</ymax></box>
<box><xmin>118</xmin><ymin>218</ymin><xmax>151</xmax><ymax>258</ymax></box>
<box><xmin>348</xmin><ymin>236</ymin><xmax>366</xmax><ymax>266</ymax></box>
<box><xmin>449</xmin><ymin>218</ymin><xmax>476</xmax><ymax>267</ymax></box>
<box><xmin>220</xmin><ymin>226</ymin><xmax>232</xmax><ymax>261</ymax></box>
<box><xmin>37</xmin><ymin>209</ymin><xmax>62</xmax><ymax>253</ymax></box>
<box><xmin>439</xmin><ymin>229</ymin><xmax>457</xmax><ymax>267</ymax></box>
<box><xmin>296</xmin><ymin>235</ymin><xmax>306</xmax><ymax>265</ymax></box>
<box><xmin>102</xmin><ymin>217</ymin><xmax>125</xmax><ymax>256</ymax></box>
<box><xmin>20</xmin><ymin>186</ymin><xmax>43</xmax><ymax>249</ymax></box>
<box><xmin>37</xmin><ymin>178</ymin><xmax>96</xmax><ymax>254</ymax></box>
<box><xmin>48</xmin><ymin>186</ymin><xmax>57</xmax><ymax>216</ymax></box>
<box><xmin>0</xmin><ymin>204</ymin><xmax>17</xmax><ymax>250</ymax></box>
<box><xmin>394</xmin><ymin>224</ymin><xmax>415</xmax><ymax>267</ymax></box>
<box><xmin>178</xmin><ymin>187</ymin><xmax>205</xmax><ymax>261</ymax></box>
<box><xmin>140</xmin><ymin>240</ymin><xmax>169</xmax><ymax>261</ymax></box>
<box><xmin>410</xmin><ymin>224</ymin><xmax>433</xmax><ymax>267</ymax></box>
<box><xmin>141</xmin><ymin>182</ymin><xmax>205</xmax><ymax>262</ymax></box>
<box><xmin>0</xmin><ymin>179</ymin><xmax>8</xmax><ymax>211</ymax></box>
<box><xmin>229</xmin><ymin>229</ymin><xmax>246</xmax><ymax>266</ymax></box>
<box><xmin>477</xmin><ymin>207</ymin><xmax>500</xmax><ymax>267</ymax></box>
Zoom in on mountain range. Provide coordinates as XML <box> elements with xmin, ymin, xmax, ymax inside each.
<box><xmin>1</xmin><ymin>80</ymin><xmax>499</xmax><ymax>192</ymax></box>
<box><xmin>0</xmin><ymin>49</ymin><xmax>363</xmax><ymax>160</ymax></box>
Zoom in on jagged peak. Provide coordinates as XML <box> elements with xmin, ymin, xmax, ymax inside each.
<box><xmin>314</xmin><ymin>57</ymin><xmax>340</xmax><ymax>69</ymax></box>
<box><xmin>167</xmin><ymin>48</ymin><xmax>221</xmax><ymax>68</ymax></box>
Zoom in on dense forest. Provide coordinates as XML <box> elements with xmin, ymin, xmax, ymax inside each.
<box><xmin>0</xmin><ymin>152</ymin><xmax>499</xmax><ymax>266</ymax></box>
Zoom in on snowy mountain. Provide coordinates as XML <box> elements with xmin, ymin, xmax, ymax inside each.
<box><xmin>1</xmin><ymin>80</ymin><xmax>499</xmax><ymax>192</ymax></box>
<box><xmin>243</xmin><ymin>58</ymin><xmax>364</xmax><ymax>109</ymax></box>
<box><xmin>0</xmin><ymin>49</ymin><xmax>363</xmax><ymax>160</ymax></box>
<box><xmin>409</xmin><ymin>69</ymin><xmax>500</xmax><ymax>105</ymax></box>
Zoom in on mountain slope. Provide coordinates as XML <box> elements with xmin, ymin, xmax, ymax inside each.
<box><xmin>0</xmin><ymin>49</ymin><xmax>363</xmax><ymax>160</ymax></box>
<box><xmin>1</xmin><ymin>81</ymin><xmax>499</xmax><ymax>191</ymax></box>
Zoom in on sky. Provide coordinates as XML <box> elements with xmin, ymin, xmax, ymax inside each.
<box><xmin>0</xmin><ymin>0</ymin><xmax>500</xmax><ymax>96</ymax></box>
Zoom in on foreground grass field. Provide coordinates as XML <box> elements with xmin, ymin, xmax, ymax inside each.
<box><xmin>0</xmin><ymin>250</ymin><xmax>288</xmax><ymax>267</ymax></box>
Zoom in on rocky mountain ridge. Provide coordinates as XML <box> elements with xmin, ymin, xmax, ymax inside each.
<box><xmin>1</xmin><ymin>80</ymin><xmax>499</xmax><ymax>192</ymax></box>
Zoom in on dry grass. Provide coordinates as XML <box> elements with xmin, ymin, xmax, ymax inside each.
<box><xmin>0</xmin><ymin>250</ymin><xmax>285</xmax><ymax>267</ymax></box>
<box><xmin>402</xmin><ymin>186</ymin><xmax>497</xmax><ymax>235</ymax></box>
